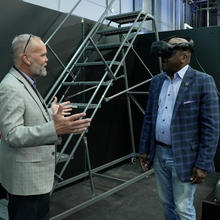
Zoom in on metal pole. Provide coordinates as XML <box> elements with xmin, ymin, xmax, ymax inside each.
<box><xmin>173</xmin><ymin>0</ymin><xmax>176</xmax><ymax>30</ymax></box>
<box><xmin>89</xmin><ymin>13</ymin><xmax>154</xmax><ymax>120</ymax></box>
<box><xmin>105</xmin><ymin>78</ymin><xmax>152</xmax><ymax>102</ymax></box>
<box><xmin>121</xmin><ymin>49</ymin><xmax>136</xmax><ymax>155</ymax></box>
<box><xmin>207</xmin><ymin>0</ymin><xmax>210</xmax><ymax>27</ymax></box>
<box><xmin>57</xmin><ymin>0</ymin><xmax>61</xmax><ymax>11</ymax></box>
<box><xmin>45</xmin><ymin>0</ymin><xmax>82</xmax><ymax>45</ymax></box>
<box><xmin>83</xmin><ymin>136</ymin><xmax>95</xmax><ymax>196</ymax></box>
<box><xmin>44</xmin><ymin>0</ymin><xmax>116</xmax><ymax>103</ymax></box>
<box><xmin>177</xmin><ymin>0</ymin><xmax>181</xmax><ymax>29</ymax></box>
<box><xmin>218</xmin><ymin>0</ymin><xmax>220</xmax><ymax>26</ymax></box>
<box><xmin>183</xmin><ymin>2</ymin><xmax>187</xmax><ymax>28</ymax></box>
<box><xmin>51</xmin><ymin>169</ymin><xmax>154</xmax><ymax>220</ymax></box>
<box><xmin>129</xmin><ymin>95</ymin><xmax>145</xmax><ymax>115</ymax></box>
<box><xmin>152</xmin><ymin>0</ymin><xmax>155</xmax><ymax>16</ymax></box>
<box><xmin>195</xmin><ymin>2</ymin><xmax>198</xmax><ymax>27</ymax></box>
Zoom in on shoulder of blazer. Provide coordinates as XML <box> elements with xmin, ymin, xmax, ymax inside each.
<box><xmin>1</xmin><ymin>67</ymin><xmax>27</xmax><ymax>88</ymax></box>
<box><xmin>4</xmin><ymin>67</ymin><xmax>51</xmax><ymax>121</ymax></box>
<box><xmin>9</xmin><ymin>67</ymin><xmax>28</xmax><ymax>84</ymax></box>
<box><xmin>185</xmin><ymin>66</ymin><xmax>214</xmax><ymax>85</ymax></box>
<box><xmin>152</xmin><ymin>72</ymin><xmax>165</xmax><ymax>81</ymax></box>
<box><xmin>151</xmin><ymin>72</ymin><xmax>166</xmax><ymax>86</ymax></box>
<box><xmin>7</xmin><ymin>67</ymin><xmax>38</xmax><ymax>95</ymax></box>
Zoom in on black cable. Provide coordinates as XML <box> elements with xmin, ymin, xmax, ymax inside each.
<box><xmin>194</xmin><ymin>53</ymin><xmax>220</xmax><ymax>96</ymax></box>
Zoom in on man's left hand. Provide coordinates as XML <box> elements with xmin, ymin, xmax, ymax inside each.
<box><xmin>51</xmin><ymin>97</ymin><xmax>72</xmax><ymax>115</ymax></box>
<box><xmin>190</xmin><ymin>167</ymin><xmax>207</xmax><ymax>184</ymax></box>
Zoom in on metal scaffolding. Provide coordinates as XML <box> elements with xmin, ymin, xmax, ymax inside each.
<box><xmin>44</xmin><ymin>0</ymin><xmax>160</xmax><ymax>219</ymax></box>
<box><xmin>187</xmin><ymin>0</ymin><xmax>218</xmax><ymax>27</ymax></box>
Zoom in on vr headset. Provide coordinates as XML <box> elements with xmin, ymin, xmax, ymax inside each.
<box><xmin>151</xmin><ymin>38</ymin><xmax>194</xmax><ymax>59</ymax></box>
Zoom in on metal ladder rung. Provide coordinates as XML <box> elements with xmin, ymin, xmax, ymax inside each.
<box><xmin>75</xmin><ymin>61</ymin><xmax>122</xmax><ymax>67</ymax></box>
<box><xmin>62</xmin><ymin>81</ymin><xmax>112</xmax><ymax>86</ymax></box>
<box><xmin>71</xmin><ymin>103</ymin><xmax>101</xmax><ymax>109</ymax></box>
<box><xmin>86</xmin><ymin>42</ymin><xmax>129</xmax><ymax>51</ymax></box>
<box><xmin>97</xmin><ymin>26</ymin><xmax>138</xmax><ymax>36</ymax></box>
<box><xmin>56</xmin><ymin>152</ymin><xmax>74</xmax><ymax>163</ymax></box>
<box><xmin>105</xmin><ymin>11</ymin><xmax>152</xmax><ymax>24</ymax></box>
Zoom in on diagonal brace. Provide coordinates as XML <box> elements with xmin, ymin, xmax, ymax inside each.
<box><xmin>89</xmin><ymin>37</ymin><xmax>116</xmax><ymax>80</ymax></box>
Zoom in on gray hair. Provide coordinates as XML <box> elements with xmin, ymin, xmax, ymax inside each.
<box><xmin>11</xmin><ymin>34</ymin><xmax>40</xmax><ymax>65</ymax></box>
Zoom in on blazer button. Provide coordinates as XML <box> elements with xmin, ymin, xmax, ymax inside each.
<box><xmin>51</xmin><ymin>152</ymin><xmax>55</xmax><ymax>156</ymax></box>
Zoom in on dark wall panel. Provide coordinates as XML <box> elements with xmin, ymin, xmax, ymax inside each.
<box><xmin>0</xmin><ymin>0</ymin><xmax>61</xmax><ymax>78</ymax></box>
<box><xmin>0</xmin><ymin>1</ymin><xmax>132</xmax><ymax>180</ymax></box>
<box><xmin>0</xmin><ymin>1</ymin><xmax>219</xmax><ymax>180</ymax></box>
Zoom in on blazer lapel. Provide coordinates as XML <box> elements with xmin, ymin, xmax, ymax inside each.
<box><xmin>154</xmin><ymin>74</ymin><xmax>166</xmax><ymax>110</ymax></box>
<box><xmin>153</xmin><ymin>74</ymin><xmax>166</xmax><ymax>123</ymax></box>
<box><xmin>10</xmin><ymin>68</ymin><xmax>50</xmax><ymax>122</ymax></box>
<box><xmin>172</xmin><ymin>66</ymin><xmax>195</xmax><ymax>121</ymax></box>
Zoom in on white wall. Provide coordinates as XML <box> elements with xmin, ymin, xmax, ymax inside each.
<box><xmin>23</xmin><ymin>0</ymin><xmax>133</xmax><ymax>21</ymax></box>
<box><xmin>23</xmin><ymin>0</ymin><xmax>189</xmax><ymax>31</ymax></box>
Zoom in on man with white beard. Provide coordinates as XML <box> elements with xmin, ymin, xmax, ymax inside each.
<box><xmin>0</xmin><ymin>34</ymin><xmax>91</xmax><ymax>220</ymax></box>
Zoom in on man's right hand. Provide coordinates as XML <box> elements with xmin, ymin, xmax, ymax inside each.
<box><xmin>139</xmin><ymin>154</ymin><xmax>149</xmax><ymax>171</ymax></box>
<box><xmin>54</xmin><ymin>105</ymin><xmax>91</xmax><ymax>135</ymax></box>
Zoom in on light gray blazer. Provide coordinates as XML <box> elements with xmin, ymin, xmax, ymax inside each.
<box><xmin>0</xmin><ymin>67</ymin><xmax>58</xmax><ymax>195</ymax></box>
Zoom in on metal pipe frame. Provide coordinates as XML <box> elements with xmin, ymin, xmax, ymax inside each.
<box><xmin>105</xmin><ymin>78</ymin><xmax>152</xmax><ymax>102</ymax></box>
<box><xmin>193</xmin><ymin>0</ymin><xmax>218</xmax><ymax>27</ymax></box>
<box><xmin>93</xmin><ymin>172</ymin><xmax>126</xmax><ymax>183</ymax></box>
<box><xmin>51</xmin><ymin>169</ymin><xmax>154</xmax><ymax>220</ymax></box>
<box><xmin>129</xmin><ymin>94</ymin><xmax>146</xmax><ymax>115</ymax></box>
<box><xmin>47</xmin><ymin>43</ymin><xmax>66</xmax><ymax>70</ymax></box>
<box><xmin>45</xmin><ymin>0</ymin><xmax>117</xmax><ymax>103</ymax></box>
<box><xmin>218</xmin><ymin>0</ymin><xmax>220</xmax><ymax>26</ymax></box>
<box><xmin>54</xmin><ymin>11</ymin><xmax>156</xmax><ymax>185</ymax></box>
<box><xmin>56</xmin><ymin>13</ymin><xmax>154</xmax><ymax>180</ymax></box>
<box><xmin>45</xmin><ymin>0</ymin><xmax>82</xmax><ymax>45</ymax></box>
<box><xmin>128</xmin><ymin>91</ymin><xmax>149</xmax><ymax>95</ymax></box>
<box><xmin>83</xmin><ymin>136</ymin><xmax>95</xmax><ymax>196</ymax></box>
<box><xmin>64</xmin><ymin>75</ymin><xmax>123</xmax><ymax>100</ymax></box>
<box><xmin>88</xmin><ymin>13</ymin><xmax>155</xmax><ymax>121</ymax></box>
<box><xmin>53</xmin><ymin>11</ymin><xmax>157</xmax><ymax>208</ymax></box>
<box><xmin>58</xmin><ymin>57</ymin><xmax>89</xmax><ymax>103</ymax></box>
<box><xmin>123</xmin><ymin>39</ymin><xmax>154</xmax><ymax>77</ymax></box>
<box><xmin>207</xmin><ymin>0</ymin><xmax>210</xmax><ymax>26</ymax></box>
<box><xmin>89</xmin><ymin>37</ymin><xmax>116</xmax><ymax>80</ymax></box>
<box><xmin>43</xmin><ymin>1</ymin><xmax>160</xmax><ymax>218</ymax></box>
<box><xmin>121</xmin><ymin>47</ymin><xmax>136</xmax><ymax>155</ymax></box>
<box><xmin>52</xmin><ymin>12</ymin><xmax>157</xmax><ymax>213</ymax></box>
<box><xmin>55</xmin><ymin>152</ymin><xmax>139</xmax><ymax>189</ymax></box>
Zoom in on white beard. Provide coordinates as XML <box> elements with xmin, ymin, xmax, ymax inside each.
<box><xmin>30</xmin><ymin>61</ymin><xmax>47</xmax><ymax>77</ymax></box>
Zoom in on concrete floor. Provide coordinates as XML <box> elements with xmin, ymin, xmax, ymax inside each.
<box><xmin>50</xmin><ymin>163</ymin><xmax>220</xmax><ymax>220</ymax></box>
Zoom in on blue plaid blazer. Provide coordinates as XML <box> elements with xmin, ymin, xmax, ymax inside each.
<box><xmin>139</xmin><ymin>66</ymin><xmax>220</xmax><ymax>182</ymax></box>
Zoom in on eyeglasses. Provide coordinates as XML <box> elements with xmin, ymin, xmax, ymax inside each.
<box><xmin>23</xmin><ymin>35</ymin><xmax>32</xmax><ymax>53</ymax></box>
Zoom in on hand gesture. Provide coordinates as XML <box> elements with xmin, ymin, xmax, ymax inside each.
<box><xmin>51</xmin><ymin>97</ymin><xmax>72</xmax><ymax>116</ymax></box>
<box><xmin>54</xmin><ymin>104</ymin><xmax>91</xmax><ymax>135</ymax></box>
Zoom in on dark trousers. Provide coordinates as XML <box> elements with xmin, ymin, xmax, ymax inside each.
<box><xmin>8</xmin><ymin>193</ymin><xmax>50</xmax><ymax>220</ymax></box>
<box><xmin>0</xmin><ymin>184</ymin><xmax>6</xmax><ymax>199</ymax></box>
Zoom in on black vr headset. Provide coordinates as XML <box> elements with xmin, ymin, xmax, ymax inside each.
<box><xmin>151</xmin><ymin>37</ymin><xmax>194</xmax><ymax>59</ymax></box>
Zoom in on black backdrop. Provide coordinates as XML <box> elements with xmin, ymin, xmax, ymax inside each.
<box><xmin>0</xmin><ymin>1</ymin><xmax>219</xmax><ymax>182</ymax></box>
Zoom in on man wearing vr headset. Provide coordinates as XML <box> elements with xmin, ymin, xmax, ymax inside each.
<box><xmin>139</xmin><ymin>37</ymin><xmax>219</xmax><ymax>220</ymax></box>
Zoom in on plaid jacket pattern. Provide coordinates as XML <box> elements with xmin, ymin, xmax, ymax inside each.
<box><xmin>139</xmin><ymin>66</ymin><xmax>220</xmax><ymax>182</ymax></box>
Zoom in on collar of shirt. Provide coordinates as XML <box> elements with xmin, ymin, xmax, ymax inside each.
<box><xmin>164</xmin><ymin>64</ymin><xmax>189</xmax><ymax>81</ymax></box>
<box><xmin>19</xmin><ymin>70</ymin><xmax>36</xmax><ymax>88</ymax></box>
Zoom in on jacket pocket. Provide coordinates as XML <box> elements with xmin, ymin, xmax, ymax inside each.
<box><xmin>15</xmin><ymin>147</ymin><xmax>42</xmax><ymax>162</ymax></box>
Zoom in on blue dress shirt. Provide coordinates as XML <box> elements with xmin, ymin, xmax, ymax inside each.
<box><xmin>155</xmin><ymin>65</ymin><xmax>189</xmax><ymax>145</ymax></box>
<box><xmin>20</xmin><ymin>71</ymin><xmax>36</xmax><ymax>88</ymax></box>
